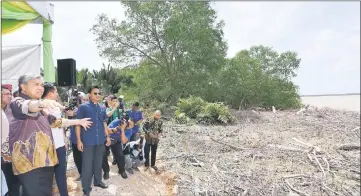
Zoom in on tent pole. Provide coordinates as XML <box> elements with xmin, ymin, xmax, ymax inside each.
<box><xmin>42</xmin><ymin>22</ymin><xmax>55</xmax><ymax>83</ymax></box>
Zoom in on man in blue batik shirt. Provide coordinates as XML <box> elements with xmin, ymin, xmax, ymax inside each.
<box><xmin>126</xmin><ymin>102</ymin><xmax>143</xmax><ymax>141</ymax></box>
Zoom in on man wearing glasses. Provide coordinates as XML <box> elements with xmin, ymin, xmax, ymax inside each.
<box><xmin>75</xmin><ymin>86</ymin><xmax>111</xmax><ymax>196</ymax></box>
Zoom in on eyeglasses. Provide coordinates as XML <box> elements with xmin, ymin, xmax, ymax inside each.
<box><xmin>93</xmin><ymin>92</ymin><xmax>102</xmax><ymax>95</ymax></box>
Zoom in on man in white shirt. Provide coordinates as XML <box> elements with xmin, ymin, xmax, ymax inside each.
<box><xmin>42</xmin><ymin>83</ymin><xmax>92</xmax><ymax>196</ymax></box>
<box><xmin>124</xmin><ymin>136</ymin><xmax>145</xmax><ymax>173</ymax></box>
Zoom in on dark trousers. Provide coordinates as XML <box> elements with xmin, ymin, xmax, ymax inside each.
<box><xmin>17</xmin><ymin>167</ymin><xmax>54</xmax><ymax>196</ymax></box>
<box><xmin>55</xmin><ymin>146</ymin><xmax>68</xmax><ymax>196</ymax></box>
<box><xmin>102</xmin><ymin>141</ymin><xmax>125</xmax><ymax>173</ymax></box>
<box><xmin>71</xmin><ymin>143</ymin><xmax>82</xmax><ymax>176</ymax></box>
<box><xmin>1</xmin><ymin>162</ymin><xmax>21</xmax><ymax>196</ymax></box>
<box><xmin>144</xmin><ymin>143</ymin><xmax>158</xmax><ymax>167</ymax></box>
<box><xmin>81</xmin><ymin>144</ymin><xmax>105</xmax><ymax>194</ymax></box>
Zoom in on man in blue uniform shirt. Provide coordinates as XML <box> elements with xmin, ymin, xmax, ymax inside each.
<box><xmin>126</xmin><ymin>102</ymin><xmax>143</xmax><ymax>141</ymax></box>
<box><xmin>76</xmin><ymin>86</ymin><xmax>111</xmax><ymax>196</ymax></box>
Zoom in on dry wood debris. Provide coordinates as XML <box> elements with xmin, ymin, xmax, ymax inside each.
<box><xmin>157</xmin><ymin>108</ymin><xmax>360</xmax><ymax>196</ymax></box>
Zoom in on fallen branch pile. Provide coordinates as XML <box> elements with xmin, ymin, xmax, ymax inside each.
<box><xmin>158</xmin><ymin>108</ymin><xmax>360</xmax><ymax>196</ymax></box>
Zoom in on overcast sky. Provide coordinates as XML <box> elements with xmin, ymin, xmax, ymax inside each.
<box><xmin>2</xmin><ymin>1</ymin><xmax>360</xmax><ymax>95</ymax></box>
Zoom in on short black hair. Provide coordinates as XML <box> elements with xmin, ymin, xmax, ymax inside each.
<box><xmin>122</xmin><ymin>114</ymin><xmax>134</xmax><ymax>128</ymax></box>
<box><xmin>123</xmin><ymin>114</ymin><xmax>130</xmax><ymax>122</ymax></box>
<box><xmin>108</xmin><ymin>95</ymin><xmax>117</xmax><ymax>101</ymax></box>
<box><xmin>42</xmin><ymin>83</ymin><xmax>56</xmax><ymax>99</ymax></box>
<box><xmin>88</xmin><ymin>85</ymin><xmax>100</xmax><ymax>94</ymax></box>
<box><xmin>12</xmin><ymin>90</ymin><xmax>19</xmax><ymax>97</ymax></box>
<box><xmin>133</xmin><ymin>102</ymin><xmax>140</xmax><ymax>107</ymax></box>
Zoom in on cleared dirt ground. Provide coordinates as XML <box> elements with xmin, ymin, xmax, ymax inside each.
<box><xmin>59</xmin><ymin>107</ymin><xmax>359</xmax><ymax>196</ymax></box>
<box><xmin>63</xmin><ymin>153</ymin><xmax>176</xmax><ymax>196</ymax></box>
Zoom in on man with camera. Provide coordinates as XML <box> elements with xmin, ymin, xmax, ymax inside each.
<box><xmin>103</xmin><ymin>117</ymin><xmax>132</xmax><ymax>180</ymax></box>
<box><xmin>118</xmin><ymin>95</ymin><xmax>126</xmax><ymax>111</ymax></box>
<box><xmin>106</xmin><ymin>95</ymin><xmax>123</xmax><ymax>123</ymax></box>
<box><xmin>75</xmin><ymin>86</ymin><xmax>111</xmax><ymax>196</ymax></box>
<box><xmin>103</xmin><ymin>95</ymin><xmax>124</xmax><ymax>166</ymax></box>
<box><xmin>126</xmin><ymin>102</ymin><xmax>143</xmax><ymax>141</ymax></box>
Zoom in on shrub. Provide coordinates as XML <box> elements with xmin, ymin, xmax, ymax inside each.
<box><xmin>174</xmin><ymin>97</ymin><xmax>235</xmax><ymax>125</ymax></box>
<box><xmin>174</xmin><ymin>110</ymin><xmax>190</xmax><ymax>124</ymax></box>
<box><xmin>197</xmin><ymin>102</ymin><xmax>235</xmax><ymax>124</ymax></box>
<box><xmin>157</xmin><ymin>102</ymin><xmax>177</xmax><ymax>117</ymax></box>
<box><xmin>175</xmin><ymin>96</ymin><xmax>207</xmax><ymax>118</ymax></box>
<box><xmin>140</xmin><ymin>101</ymin><xmax>176</xmax><ymax>119</ymax></box>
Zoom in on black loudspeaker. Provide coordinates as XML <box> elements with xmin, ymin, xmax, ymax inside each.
<box><xmin>57</xmin><ymin>58</ymin><xmax>77</xmax><ymax>86</ymax></box>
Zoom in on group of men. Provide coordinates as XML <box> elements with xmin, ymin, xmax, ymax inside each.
<box><xmin>1</xmin><ymin>73</ymin><xmax>164</xmax><ymax>196</ymax></box>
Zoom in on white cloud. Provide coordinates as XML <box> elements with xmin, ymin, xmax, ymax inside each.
<box><xmin>1</xmin><ymin>2</ymin><xmax>359</xmax><ymax>95</ymax></box>
<box><xmin>213</xmin><ymin>1</ymin><xmax>360</xmax><ymax>94</ymax></box>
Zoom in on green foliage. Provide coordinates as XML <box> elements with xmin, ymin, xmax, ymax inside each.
<box><xmin>215</xmin><ymin>46</ymin><xmax>301</xmax><ymax>109</ymax></box>
<box><xmin>197</xmin><ymin>102</ymin><xmax>235</xmax><ymax>124</ymax></box>
<box><xmin>76</xmin><ymin>68</ymin><xmax>92</xmax><ymax>93</ymax></box>
<box><xmin>175</xmin><ymin>97</ymin><xmax>207</xmax><ymax>118</ymax></box>
<box><xmin>140</xmin><ymin>100</ymin><xmax>177</xmax><ymax>117</ymax></box>
<box><xmin>157</xmin><ymin>102</ymin><xmax>177</xmax><ymax>117</ymax></box>
<box><xmin>75</xmin><ymin>64</ymin><xmax>134</xmax><ymax>95</ymax></box>
<box><xmin>91</xmin><ymin>1</ymin><xmax>227</xmax><ymax>104</ymax></box>
<box><xmin>89</xmin><ymin>2</ymin><xmax>302</xmax><ymax>112</ymax></box>
<box><xmin>174</xmin><ymin>111</ymin><xmax>190</xmax><ymax>124</ymax></box>
<box><xmin>174</xmin><ymin>97</ymin><xmax>234</xmax><ymax>125</ymax></box>
<box><xmin>120</xmin><ymin>88</ymin><xmax>137</xmax><ymax>103</ymax></box>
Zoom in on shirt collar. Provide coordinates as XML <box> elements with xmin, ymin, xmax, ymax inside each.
<box><xmin>19</xmin><ymin>92</ymin><xmax>32</xmax><ymax>100</ymax></box>
<box><xmin>89</xmin><ymin>100</ymin><xmax>99</xmax><ymax>106</ymax></box>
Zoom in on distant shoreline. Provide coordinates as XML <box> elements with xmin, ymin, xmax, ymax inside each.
<box><xmin>300</xmin><ymin>93</ymin><xmax>360</xmax><ymax>97</ymax></box>
<box><xmin>300</xmin><ymin>94</ymin><xmax>359</xmax><ymax>112</ymax></box>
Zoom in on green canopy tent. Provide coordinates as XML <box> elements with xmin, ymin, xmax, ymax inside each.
<box><xmin>1</xmin><ymin>1</ymin><xmax>55</xmax><ymax>82</ymax></box>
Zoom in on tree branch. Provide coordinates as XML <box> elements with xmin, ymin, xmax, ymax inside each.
<box><xmin>116</xmin><ymin>37</ymin><xmax>163</xmax><ymax>67</ymax></box>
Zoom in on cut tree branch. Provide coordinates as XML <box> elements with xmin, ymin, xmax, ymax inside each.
<box><xmin>337</xmin><ymin>144</ymin><xmax>360</xmax><ymax>151</ymax></box>
<box><xmin>283</xmin><ymin>179</ymin><xmax>310</xmax><ymax>196</ymax></box>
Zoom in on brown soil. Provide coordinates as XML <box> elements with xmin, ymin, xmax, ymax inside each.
<box><xmin>64</xmin><ymin>159</ymin><xmax>176</xmax><ymax>196</ymax></box>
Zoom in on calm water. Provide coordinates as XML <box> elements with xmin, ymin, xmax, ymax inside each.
<box><xmin>301</xmin><ymin>94</ymin><xmax>360</xmax><ymax>112</ymax></box>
